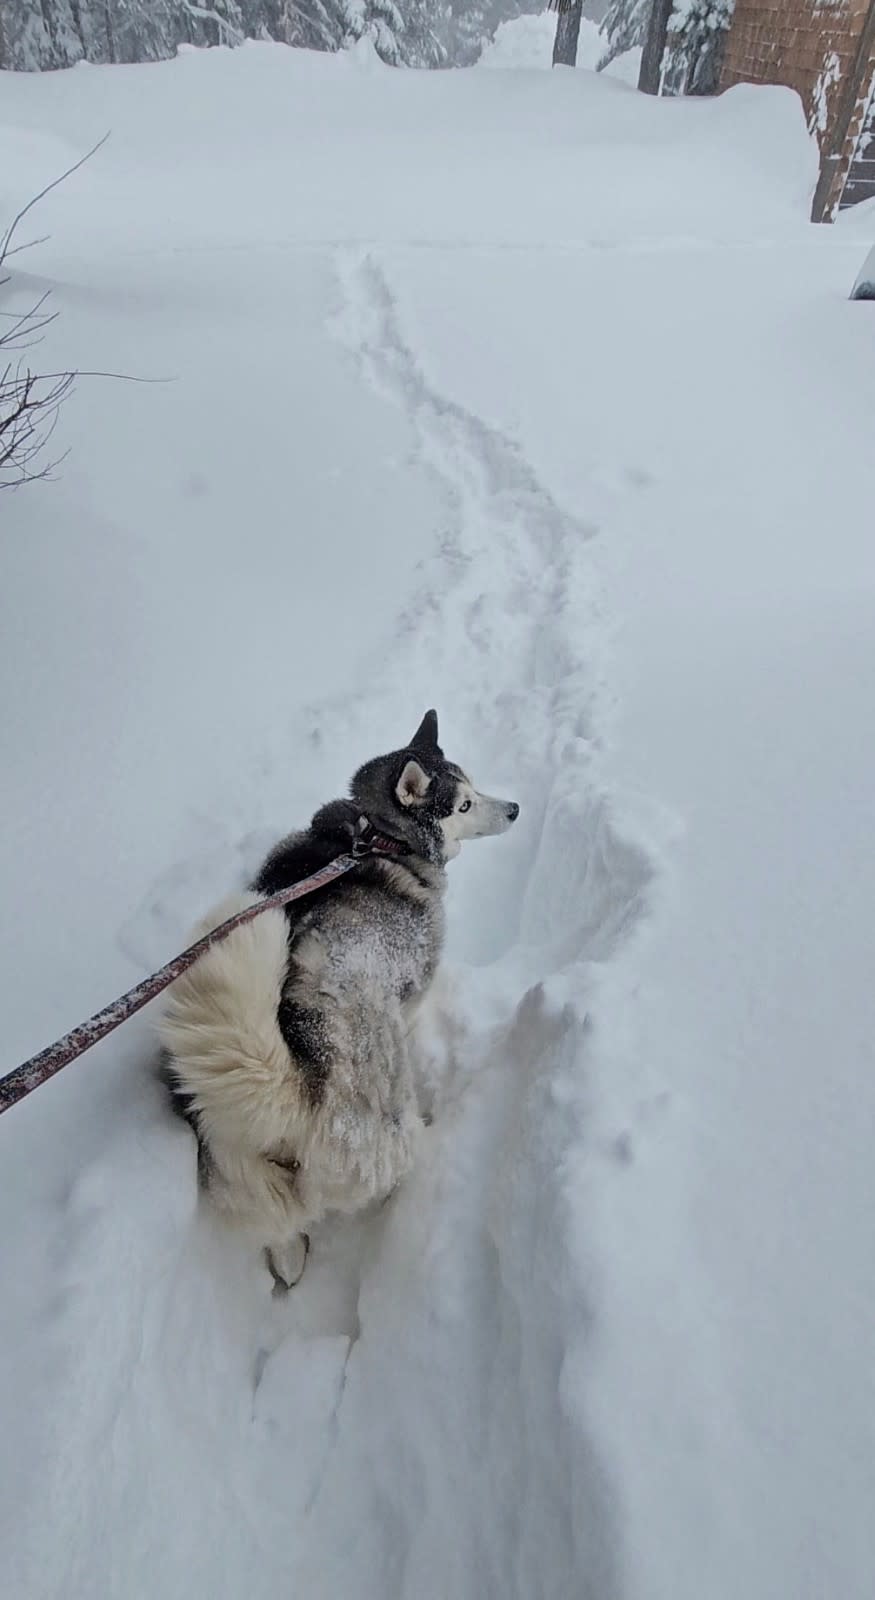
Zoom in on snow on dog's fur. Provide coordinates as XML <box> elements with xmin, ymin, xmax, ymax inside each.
<box><xmin>160</xmin><ymin>712</ymin><xmax>518</xmax><ymax>1286</ymax></box>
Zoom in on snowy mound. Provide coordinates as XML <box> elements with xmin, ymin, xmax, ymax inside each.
<box><xmin>2</xmin><ymin>38</ymin><xmax>874</xmax><ymax>1600</ymax></box>
<box><xmin>479</xmin><ymin>9</ymin><xmax>603</xmax><ymax>69</ymax></box>
<box><xmin>478</xmin><ymin>9</ymin><xmax>640</xmax><ymax>81</ymax></box>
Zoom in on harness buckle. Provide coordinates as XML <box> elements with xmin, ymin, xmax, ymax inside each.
<box><xmin>352</xmin><ymin>816</ymin><xmax>407</xmax><ymax>859</ymax></box>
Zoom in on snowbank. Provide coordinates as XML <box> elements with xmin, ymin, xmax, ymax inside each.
<box><xmin>478</xmin><ymin>8</ymin><xmax>640</xmax><ymax>80</ymax></box>
<box><xmin>2</xmin><ymin>38</ymin><xmax>874</xmax><ymax>1600</ymax></box>
<box><xmin>479</xmin><ymin>9</ymin><xmax>602</xmax><ymax>69</ymax></box>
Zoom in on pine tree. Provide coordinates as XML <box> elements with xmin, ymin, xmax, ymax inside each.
<box><xmin>400</xmin><ymin>0</ymin><xmax>448</xmax><ymax>67</ymax></box>
<box><xmin>0</xmin><ymin>0</ymin><xmax>85</xmax><ymax>69</ymax></box>
<box><xmin>598</xmin><ymin>0</ymin><xmax>650</xmax><ymax>70</ymax></box>
<box><xmin>0</xmin><ymin>0</ymin><xmax>529</xmax><ymax>70</ymax></box>
<box><xmin>659</xmin><ymin>0</ymin><xmax>733</xmax><ymax>95</ymax></box>
<box><xmin>339</xmin><ymin>0</ymin><xmax>406</xmax><ymax>63</ymax></box>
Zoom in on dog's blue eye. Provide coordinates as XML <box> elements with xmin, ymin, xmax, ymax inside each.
<box><xmin>459</xmin><ymin>800</ymin><xmax>472</xmax><ymax>813</ymax></box>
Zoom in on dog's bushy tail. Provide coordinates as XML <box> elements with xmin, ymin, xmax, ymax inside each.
<box><xmin>159</xmin><ymin>894</ymin><xmax>309</xmax><ymax>1240</ymax></box>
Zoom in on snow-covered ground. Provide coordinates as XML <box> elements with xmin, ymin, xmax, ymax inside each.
<box><xmin>2</xmin><ymin>29</ymin><xmax>875</xmax><ymax>1600</ymax></box>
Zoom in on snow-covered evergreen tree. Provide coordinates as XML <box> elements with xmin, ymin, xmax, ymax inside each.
<box><xmin>0</xmin><ymin>0</ymin><xmax>84</xmax><ymax>69</ymax></box>
<box><xmin>597</xmin><ymin>0</ymin><xmax>649</xmax><ymax>69</ymax></box>
<box><xmin>339</xmin><ymin>0</ymin><xmax>405</xmax><ymax>64</ymax></box>
<box><xmin>598</xmin><ymin>0</ymin><xmax>733</xmax><ymax>88</ymax></box>
<box><xmin>400</xmin><ymin>0</ymin><xmax>448</xmax><ymax>66</ymax></box>
<box><xmin>0</xmin><ymin>0</ymin><xmax>523</xmax><ymax>69</ymax></box>
<box><xmin>659</xmin><ymin>0</ymin><xmax>733</xmax><ymax>95</ymax></box>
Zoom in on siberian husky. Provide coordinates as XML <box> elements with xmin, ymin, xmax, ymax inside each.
<box><xmin>159</xmin><ymin>711</ymin><xmax>518</xmax><ymax>1287</ymax></box>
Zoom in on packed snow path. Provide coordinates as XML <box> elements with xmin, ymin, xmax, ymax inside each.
<box><xmin>2</xmin><ymin>37</ymin><xmax>875</xmax><ymax>1600</ymax></box>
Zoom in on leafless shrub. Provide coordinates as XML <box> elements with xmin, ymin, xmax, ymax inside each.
<box><xmin>0</xmin><ymin>137</ymin><xmax>107</xmax><ymax>490</ymax></box>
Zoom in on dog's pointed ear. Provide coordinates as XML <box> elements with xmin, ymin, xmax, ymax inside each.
<box><xmin>410</xmin><ymin>709</ymin><xmax>439</xmax><ymax>752</ymax></box>
<box><xmin>396</xmin><ymin>758</ymin><xmax>432</xmax><ymax>807</ymax></box>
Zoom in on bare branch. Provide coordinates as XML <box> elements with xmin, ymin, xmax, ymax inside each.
<box><xmin>1</xmin><ymin>235</ymin><xmax>51</xmax><ymax>261</ymax></box>
<box><xmin>39</xmin><ymin>368</ymin><xmax>174</xmax><ymax>384</ymax></box>
<box><xmin>0</xmin><ymin>140</ymin><xmax>108</xmax><ymax>491</ymax></box>
<box><xmin>0</xmin><ymin>360</ymin><xmax>76</xmax><ymax>488</ymax></box>
<box><xmin>0</xmin><ymin>133</ymin><xmax>110</xmax><ymax>268</ymax></box>
<box><xmin>0</xmin><ymin>134</ymin><xmax>171</xmax><ymax>494</ymax></box>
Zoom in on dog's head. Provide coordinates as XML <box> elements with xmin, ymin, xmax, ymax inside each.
<box><xmin>351</xmin><ymin>710</ymin><xmax>519</xmax><ymax>865</ymax></box>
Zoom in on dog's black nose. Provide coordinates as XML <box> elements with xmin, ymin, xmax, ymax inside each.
<box><xmin>507</xmin><ymin>802</ymin><xmax>520</xmax><ymax>822</ymax></box>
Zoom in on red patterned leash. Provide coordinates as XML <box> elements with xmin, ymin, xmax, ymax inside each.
<box><xmin>0</xmin><ymin>853</ymin><xmax>359</xmax><ymax>1119</ymax></box>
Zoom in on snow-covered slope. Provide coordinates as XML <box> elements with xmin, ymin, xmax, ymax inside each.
<box><xmin>2</xmin><ymin>39</ymin><xmax>875</xmax><ymax>1600</ymax></box>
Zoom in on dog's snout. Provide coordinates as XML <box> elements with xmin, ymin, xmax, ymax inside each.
<box><xmin>506</xmin><ymin>802</ymin><xmax>520</xmax><ymax>822</ymax></box>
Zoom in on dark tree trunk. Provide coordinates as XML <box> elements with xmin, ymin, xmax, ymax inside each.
<box><xmin>638</xmin><ymin>0</ymin><xmax>673</xmax><ymax>92</ymax></box>
<box><xmin>104</xmin><ymin>0</ymin><xmax>116</xmax><ymax>61</ymax></box>
<box><xmin>552</xmin><ymin>0</ymin><xmax>582</xmax><ymax>67</ymax></box>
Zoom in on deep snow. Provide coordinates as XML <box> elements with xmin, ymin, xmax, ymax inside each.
<box><xmin>2</xmin><ymin>25</ymin><xmax>875</xmax><ymax>1600</ymax></box>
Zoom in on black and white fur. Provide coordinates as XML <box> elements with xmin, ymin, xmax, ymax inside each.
<box><xmin>160</xmin><ymin>712</ymin><xmax>518</xmax><ymax>1286</ymax></box>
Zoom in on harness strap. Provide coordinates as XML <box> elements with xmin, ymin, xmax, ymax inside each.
<box><xmin>0</xmin><ymin>851</ymin><xmax>360</xmax><ymax>1118</ymax></box>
